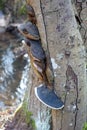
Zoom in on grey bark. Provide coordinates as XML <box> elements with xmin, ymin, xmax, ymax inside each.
<box><xmin>26</xmin><ymin>0</ymin><xmax>87</xmax><ymax>130</ymax></box>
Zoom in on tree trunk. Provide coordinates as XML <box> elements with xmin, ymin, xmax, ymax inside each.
<box><xmin>25</xmin><ymin>0</ymin><xmax>87</xmax><ymax>130</ymax></box>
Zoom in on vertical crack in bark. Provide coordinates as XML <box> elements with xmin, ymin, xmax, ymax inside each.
<box><xmin>74</xmin><ymin>1</ymin><xmax>87</xmax><ymax>127</ymax></box>
<box><xmin>65</xmin><ymin>65</ymin><xmax>78</xmax><ymax>130</ymax></box>
<box><xmin>74</xmin><ymin>0</ymin><xmax>87</xmax><ymax>127</ymax></box>
<box><xmin>75</xmin><ymin>1</ymin><xmax>87</xmax><ymax>44</ymax></box>
<box><xmin>39</xmin><ymin>0</ymin><xmax>54</xmax><ymax>87</ymax></box>
<box><xmin>39</xmin><ymin>0</ymin><xmax>54</xmax><ymax>66</ymax></box>
<box><xmin>40</xmin><ymin>0</ymin><xmax>49</xmax><ymax>52</ymax></box>
<box><xmin>39</xmin><ymin>1</ymin><xmax>53</xmax><ymax>129</ymax></box>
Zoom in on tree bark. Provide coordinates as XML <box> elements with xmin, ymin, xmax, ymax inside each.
<box><xmin>25</xmin><ymin>0</ymin><xmax>87</xmax><ymax>130</ymax></box>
